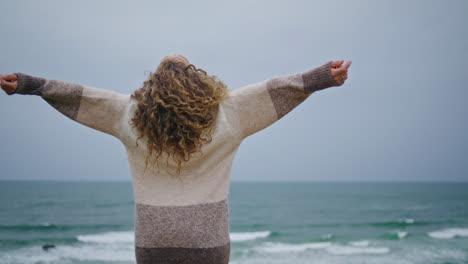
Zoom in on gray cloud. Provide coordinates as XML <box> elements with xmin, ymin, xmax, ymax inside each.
<box><xmin>1</xmin><ymin>0</ymin><xmax>467</xmax><ymax>182</ymax></box>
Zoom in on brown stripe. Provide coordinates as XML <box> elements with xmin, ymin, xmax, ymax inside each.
<box><xmin>41</xmin><ymin>80</ymin><xmax>83</xmax><ymax>120</ymax></box>
<box><xmin>135</xmin><ymin>243</ymin><xmax>230</xmax><ymax>264</ymax></box>
<box><xmin>266</xmin><ymin>74</ymin><xmax>309</xmax><ymax>120</ymax></box>
<box><xmin>135</xmin><ymin>199</ymin><xmax>229</xmax><ymax>248</ymax></box>
<box><xmin>14</xmin><ymin>74</ymin><xmax>84</xmax><ymax>120</ymax></box>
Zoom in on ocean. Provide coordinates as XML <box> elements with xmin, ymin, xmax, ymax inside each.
<box><xmin>0</xmin><ymin>181</ymin><xmax>467</xmax><ymax>264</ymax></box>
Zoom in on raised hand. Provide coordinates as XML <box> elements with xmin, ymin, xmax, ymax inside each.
<box><xmin>330</xmin><ymin>60</ymin><xmax>352</xmax><ymax>85</ymax></box>
<box><xmin>0</xmin><ymin>74</ymin><xmax>18</xmax><ymax>95</ymax></box>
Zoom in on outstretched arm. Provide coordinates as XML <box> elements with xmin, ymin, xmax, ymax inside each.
<box><xmin>0</xmin><ymin>73</ymin><xmax>130</xmax><ymax>140</ymax></box>
<box><xmin>231</xmin><ymin>60</ymin><xmax>351</xmax><ymax>140</ymax></box>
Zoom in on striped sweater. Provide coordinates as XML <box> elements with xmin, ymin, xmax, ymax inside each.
<box><xmin>12</xmin><ymin>61</ymin><xmax>341</xmax><ymax>263</ymax></box>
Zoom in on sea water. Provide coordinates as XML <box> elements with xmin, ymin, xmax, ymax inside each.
<box><xmin>0</xmin><ymin>181</ymin><xmax>467</xmax><ymax>264</ymax></box>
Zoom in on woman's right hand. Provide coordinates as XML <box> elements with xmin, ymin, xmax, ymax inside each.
<box><xmin>0</xmin><ymin>74</ymin><xmax>18</xmax><ymax>95</ymax></box>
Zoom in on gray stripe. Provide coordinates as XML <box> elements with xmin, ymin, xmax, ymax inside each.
<box><xmin>135</xmin><ymin>199</ymin><xmax>229</xmax><ymax>248</ymax></box>
<box><xmin>135</xmin><ymin>243</ymin><xmax>230</xmax><ymax>264</ymax></box>
<box><xmin>302</xmin><ymin>61</ymin><xmax>340</xmax><ymax>92</ymax></box>
<box><xmin>42</xmin><ymin>80</ymin><xmax>84</xmax><ymax>120</ymax></box>
<box><xmin>266</xmin><ymin>74</ymin><xmax>309</xmax><ymax>119</ymax></box>
<box><xmin>14</xmin><ymin>73</ymin><xmax>46</xmax><ymax>95</ymax></box>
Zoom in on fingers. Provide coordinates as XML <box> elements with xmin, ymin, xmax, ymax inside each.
<box><xmin>331</xmin><ymin>60</ymin><xmax>351</xmax><ymax>84</ymax></box>
<box><xmin>330</xmin><ymin>60</ymin><xmax>344</xmax><ymax>69</ymax></box>
<box><xmin>330</xmin><ymin>60</ymin><xmax>352</xmax><ymax>83</ymax></box>
<box><xmin>0</xmin><ymin>74</ymin><xmax>18</xmax><ymax>82</ymax></box>
<box><xmin>334</xmin><ymin>61</ymin><xmax>352</xmax><ymax>75</ymax></box>
<box><xmin>1</xmin><ymin>79</ymin><xmax>17</xmax><ymax>95</ymax></box>
<box><xmin>1</xmin><ymin>80</ymin><xmax>14</xmax><ymax>89</ymax></box>
<box><xmin>343</xmin><ymin>60</ymin><xmax>352</xmax><ymax>70</ymax></box>
<box><xmin>330</xmin><ymin>60</ymin><xmax>351</xmax><ymax>69</ymax></box>
<box><xmin>0</xmin><ymin>73</ymin><xmax>19</xmax><ymax>95</ymax></box>
<box><xmin>329</xmin><ymin>60</ymin><xmax>352</xmax><ymax>85</ymax></box>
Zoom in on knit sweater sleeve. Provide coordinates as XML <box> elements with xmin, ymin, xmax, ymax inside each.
<box><xmin>11</xmin><ymin>73</ymin><xmax>130</xmax><ymax>139</ymax></box>
<box><xmin>230</xmin><ymin>61</ymin><xmax>342</xmax><ymax>140</ymax></box>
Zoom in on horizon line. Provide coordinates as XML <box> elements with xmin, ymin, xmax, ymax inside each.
<box><xmin>1</xmin><ymin>179</ymin><xmax>467</xmax><ymax>184</ymax></box>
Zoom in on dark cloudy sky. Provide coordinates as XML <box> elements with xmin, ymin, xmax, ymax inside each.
<box><xmin>1</xmin><ymin>0</ymin><xmax>467</xmax><ymax>182</ymax></box>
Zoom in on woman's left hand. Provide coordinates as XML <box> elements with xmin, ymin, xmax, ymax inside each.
<box><xmin>330</xmin><ymin>60</ymin><xmax>352</xmax><ymax>85</ymax></box>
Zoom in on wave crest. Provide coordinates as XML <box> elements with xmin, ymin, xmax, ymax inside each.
<box><xmin>230</xmin><ymin>231</ymin><xmax>271</xmax><ymax>242</ymax></box>
<box><xmin>428</xmin><ymin>228</ymin><xmax>468</xmax><ymax>239</ymax></box>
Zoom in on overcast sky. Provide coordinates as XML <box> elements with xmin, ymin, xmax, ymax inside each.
<box><xmin>0</xmin><ymin>0</ymin><xmax>467</xmax><ymax>182</ymax></box>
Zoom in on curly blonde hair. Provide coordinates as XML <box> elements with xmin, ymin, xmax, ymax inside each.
<box><xmin>130</xmin><ymin>58</ymin><xmax>230</xmax><ymax>177</ymax></box>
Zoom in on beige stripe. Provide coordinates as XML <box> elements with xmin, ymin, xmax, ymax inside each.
<box><xmin>266</xmin><ymin>73</ymin><xmax>309</xmax><ymax>120</ymax></box>
<box><xmin>135</xmin><ymin>199</ymin><xmax>230</xmax><ymax>248</ymax></box>
<box><xmin>124</xmin><ymin>98</ymin><xmax>240</xmax><ymax>206</ymax></box>
<box><xmin>135</xmin><ymin>243</ymin><xmax>230</xmax><ymax>264</ymax></box>
<box><xmin>230</xmin><ymin>81</ymin><xmax>278</xmax><ymax>139</ymax></box>
<box><xmin>76</xmin><ymin>85</ymin><xmax>128</xmax><ymax>137</ymax></box>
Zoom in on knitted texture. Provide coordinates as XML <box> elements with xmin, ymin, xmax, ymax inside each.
<box><xmin>14</xmin><ymin>73</ymin><xmax>46</xmax><ymax>95</ymax></box>
<box><xmin>302</xmin><ymin>61</ymin><xmax>342</xmax><ymax>92</ymax></box>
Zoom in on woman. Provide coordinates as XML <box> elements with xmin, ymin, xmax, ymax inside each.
<box><xmin>0</xmin><ymin>55</ymin><xmax>351</xmax><ymax>264</ymax></box>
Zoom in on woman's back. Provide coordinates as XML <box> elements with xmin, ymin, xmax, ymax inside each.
<box><xmin>122</xmin><ymin>94</ymin><xmax>240</xmax><ymax>263</ymax></box>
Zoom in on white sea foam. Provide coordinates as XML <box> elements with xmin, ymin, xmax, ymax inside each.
<box><xmin>77</xmin><ymin>230</ymin><xmax>273</xmax><ymax>244</ymax></box>
<box><xmin>257</xmin><ymin>242</ymin><xmax>332</xmax><ymax>253</ymax></box>
<box><xmin>398</xmin><ymin>218</ymin><xmax>414</xmax><ymax>224</ymax></box>
<box><xmin>428</xmin><ymin>228</ymin><xmax>468</xmax><ymax>239</ymax></box>
<box><xmin>230</xmin><ymin>231</ymin><xmax>271</xmax><ymax>242</ymax></box>
<box><xmin>348</xmin><ymin>240</ymin><xmax>369</xmax><ymax>247</ymax></box>
<box><xmin>1</xmin><ymin>231</ymin><xmax>137</xmax><ymax>263</ymax></box>
<box><xmin>327</xmin><ymin>245</ymin><xmax>390</xmax><ymax>255</ymax></box>
<box><xmin>231</xmin><ymin>246</ymin><xmax>467</xmax><ymax>264</ymax></box>
<box><xmin>77</xmin><ymin>231</ymin><xmax>134</xmax><ymax>244</ymax></box>
<box><xmin>256</xmin><ymin>241</ymin><xmax>390</xmax><ymax>255</ymax></box>
<box><xmin>397</xmin><ymin>231</ymin><xmax>408</xmax><ymax>239</ymax></box>
<box><xmin>0</xmin><ymin>243</ymin><xmax>135</xmax><ymax>263</ymax></box>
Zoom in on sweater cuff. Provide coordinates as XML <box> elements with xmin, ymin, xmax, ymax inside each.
<box><xmin>302</xmin><ymin>61</ymin><xmax>341</xmax><ymax>93</ymax></box>
<box><xmin>13</xmin><ymin>73</ymin><xmax>46</xmax><ymax>95</ymax></box>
